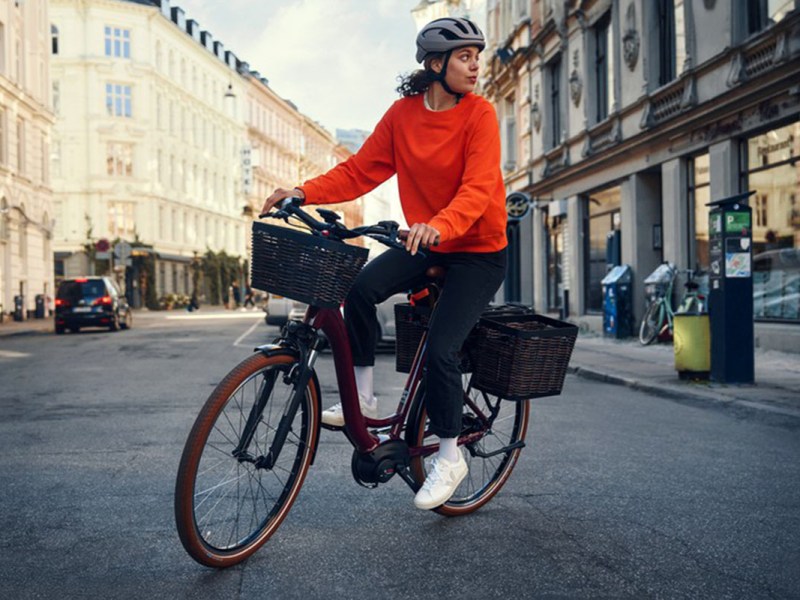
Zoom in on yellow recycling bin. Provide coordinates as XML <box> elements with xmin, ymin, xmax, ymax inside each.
<box><xmin>673</xmin><ymin>313</ymin><xmax>710</xmax><ymax>380</ymax></box>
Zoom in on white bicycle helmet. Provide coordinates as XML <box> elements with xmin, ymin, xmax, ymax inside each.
<box><xmin>416</xmin><ymin>17</ymin><xmax>486</xmax><ymax>63</ymax></box>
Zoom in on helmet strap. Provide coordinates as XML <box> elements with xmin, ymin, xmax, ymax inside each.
<box><xmin>436</xmin><ymin>50</ymin><xmax>464</xmax><ymax>102</ymax></box>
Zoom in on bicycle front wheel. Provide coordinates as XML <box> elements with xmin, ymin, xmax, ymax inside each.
<box><xmin>174</xmin><ymin>352</ymin><xmax>319</xmax><ymax>568</ymax></box>
<box><xmin>407</xmin><ymin>374</ymin><xmax>529</xmax><ymax>516</ymax></box>
<box><xmin>639</xmin><ymin>300</ymin><xmax>663</xmax><ymax>345</ymax></box>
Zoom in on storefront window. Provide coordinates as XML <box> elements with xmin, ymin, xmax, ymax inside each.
<box><xmin>585</xmin><ymin>186</ymin><xmax>621</xmax><ymax>312</ymax></box>
<box><xmin>689</xmin><ymin>153</ymin><xmax>711</xmax><ymax>271</ymax></box>
<box><xmin>745</xmin><ymin>120</ymin><xmax>800</xmax><ymax>322</ymax></box>
<box><xmin>546</xmin><ymin>212</ymin><xmax>566</xmax><ymax>312</ymax></box>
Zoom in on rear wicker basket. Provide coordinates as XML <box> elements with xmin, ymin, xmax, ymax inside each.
<box><xmin>394</xmin><ymin>303</ymin><xmax>533</xmax><ymax>374</ymax></box>
<box><xmin>471</xmin><ymin>313</ymin><xmax>578</xmax><ymax>400</ymax></box>
<box><xmin>250</xmin><ymin>221</ymin><xmax>368</xmax><ymax>309</ymax></box>
<box><xmin>394</xmin><ymin>303</ymin><xmax>431</xmax><ymax>373</ymax></box>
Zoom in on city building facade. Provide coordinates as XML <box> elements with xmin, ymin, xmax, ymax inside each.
<box><xmin>484</xmin><ymin>0</ymin><xmax>800</xmax><ymax>351</ymax></box>
<box><xmin>49</xmin><ymin>0</ymin><xmax>354</xmax><ymax>308</ymax></box>
<box><xmin>0</xmin><ymin>0</ymin><xmax>55</xmax><ymax>320</ymax></box>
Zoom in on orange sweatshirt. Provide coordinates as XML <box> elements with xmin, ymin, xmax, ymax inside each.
<box><xmin>299</xmin><ymin>93</ymin><xmax>507</xmax><ymax>253</ymax></box>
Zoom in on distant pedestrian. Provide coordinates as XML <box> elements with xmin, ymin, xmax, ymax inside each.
<box><xmin>243</xmin><ymin>284</ymin><xmax>255</xmax><ymax>309</ymax></box>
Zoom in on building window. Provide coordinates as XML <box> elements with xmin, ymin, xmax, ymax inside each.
<box><xmin>104</xmin><ymin>26</ymin><xmax>130</xmax><ymax>58</ymax></box>
<box><xmin>655</xmin><ymin>0</ymin><xmax>687</xmax><ymax>87</ymax></box>
<box><xmin>106</xmin><ymin>142</ymin><xmax>133</xmax><ymax>177</ymax></box>
<box><xmin>108</xmin><ymin>201</ymin><xmax>135</xmax><ymax>239</ymax></box>
<box><xmin>105</xmin><ymin>83</ymin><xmax>132</xmax><ymax>117</ymax></box>
<box><xmin>0</xmin><ymin>107</ymin><xmax>5</xmax><ymax>165</ymax></box>
<box><xmin>546</xmin><ymin>210</ymin><xmax>567</xmax><ymax>312</ymax></box>
<box><xmin>52</xmin><ymin>140</ymin><xmax>61</xmax><ymax>177</ymax></box>
<box><xmin>746</xmin><ymin>120</ymin><xmax>800</xmax><ymax>322</ymax></box>
<box><xmin>0</xmin><ymin>23</ymin><xmax>5</xmax><ymax>74</ymax></box>
<box><xmin>585</xmin><ymin>186</ymin><xmax>622</xmax><ymax>312</ymax></box>
<box><xmin>593</xmin><ymin>12</ymin><xmax>614</xmax><ymax>123</ymax></box>
<box><xmin>52</xmin><ymin>80</ymin><xmax>60</xmax><ymax>115</ymax></box>
<box><xmin>745</xmin><ymin>0</ymin><xmax>790</xmax><ymax>35</ymax></box>
<box><xmin>503</xmin><ymin>96</ymin><xmax>517</xmax><ymax>171</ymax></box>
<box><xmin>547</xmin><ymin>53</ymin><xmax>562</xmax><ymax>149</ymax></box>
<box><xmin>16</xmin><ymin>117</ymin><xmax>24</xmax><ymax>175</ymax></box>
<box><xmin>688</xmin><ymin>153</ymin><xmax>711</xmax><ymax>272</ymax></box>
<box><xmin>51</xmin><ymin>24</ymin><xmax>59</xmax><ymax>55</ymax></box>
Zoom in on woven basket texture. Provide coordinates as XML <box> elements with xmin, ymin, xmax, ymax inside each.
<box><xmin>472</xmin><ymin>313</ymin><xmax>578</xmax><ymax>400</ymax></box>
<box><xmin>250</xmin><ymin>222</ymin><xmax>368</xmax><ymax>309</ymax></box>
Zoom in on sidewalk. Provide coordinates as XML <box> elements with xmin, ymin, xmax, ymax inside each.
<box><xmin>2</xmin><ymin>310</ymin><xmax>798</xmax><ymax>421</ymax></box>
<box><xmin>569</xmin><ymin>332</ymin><xmax>800</xmax><ymax>422</ymax></box>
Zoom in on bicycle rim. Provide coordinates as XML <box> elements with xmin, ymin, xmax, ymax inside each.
<box><xmin>174</xmin><ymin>352</ymin><xmax>318</xmax><ymax>567</ymax></box>
<box><xmin>408</xmin><ymin>374</ymin><xmax>529</xmax><ymax>516</ymax></box>
<box><xmin>639</xmin><ymin>301</ymin><xmax>662</xmax><ymax>345</ymax></box>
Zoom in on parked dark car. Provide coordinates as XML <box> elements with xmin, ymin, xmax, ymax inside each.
<box><xmin>54</xmin><ymin>276</ymin><xmax>132</xmax><ymax>334</ymax></box>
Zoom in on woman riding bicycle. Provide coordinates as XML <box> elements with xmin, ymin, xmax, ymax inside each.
<box><xmin>262</xmin><ymin>17</ymin><xmax>507</xmax><ymax>511</ymax></box>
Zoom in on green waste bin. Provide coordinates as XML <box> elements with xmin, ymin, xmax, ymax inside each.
<box><xmin>673</xmin><ymin>313</ymin><xmax>710</xmax><ymax>380</ymax></box>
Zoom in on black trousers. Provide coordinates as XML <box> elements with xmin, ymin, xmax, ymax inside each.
<box><xmin>344</xmin><ymin>247</ymin><xmax>507</xmax><ymax>438</ymax></box>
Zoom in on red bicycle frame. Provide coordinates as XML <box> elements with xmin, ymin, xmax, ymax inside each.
<box><xmin>304</xmin><ymin>304</ymin><xmax>428</xmax><ymax>455</ymax></box>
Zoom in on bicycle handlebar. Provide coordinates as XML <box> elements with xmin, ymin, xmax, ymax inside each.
<box><xmin>258</xmin><ymin>197</ymin><xmax>437</xmax><ymax>255</ymax></box>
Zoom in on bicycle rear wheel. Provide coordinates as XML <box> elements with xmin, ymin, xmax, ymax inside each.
<box><xmin>407</xmin><ymin>374</ymin><xmax>529</xmax><ymax>516</ymax></box>
<box><xmin>639</xmin><ymin>300</ymin><xmax>663</xmax><ymax>345</ymax></box>
<box><xmin>174</xmin><ymin>352</ymin><xmax>319</xmax><ymax>568</ymax></box>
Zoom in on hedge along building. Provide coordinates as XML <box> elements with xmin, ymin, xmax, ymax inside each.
<box><xmin>484</xmin><ymin>0</ymin><xmax>800</xmax><ymax>352</ymax></box>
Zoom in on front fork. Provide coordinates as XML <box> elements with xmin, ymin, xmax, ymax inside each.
<box><xmin>234</xmin><ymin>322</ymin><xmax>321</xmax><ymax>470</ymax></box>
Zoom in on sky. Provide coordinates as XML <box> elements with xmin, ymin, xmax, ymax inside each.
<box><xmin>172</xmin><ymin>0</ymin><xmax>423</xmax><ymax>134</ymax></box>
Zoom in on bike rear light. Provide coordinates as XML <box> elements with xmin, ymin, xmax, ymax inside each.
<box><xmin>409</xmin><ymin>288</ymin><xmax>430</xmax><ymax>306</ymax></box>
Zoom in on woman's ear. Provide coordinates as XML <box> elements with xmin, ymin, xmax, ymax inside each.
<box><xmin>429</xmin><ymin>57</ymin><xmax>443</xmax><ymax>75</ymax></box>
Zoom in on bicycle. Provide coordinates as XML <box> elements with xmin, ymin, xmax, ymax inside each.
<box><xmin>174</xmin><ymin>199</ymin><xmax>533</xmax><ymax>568</ymax></box>
<box><xmin>638</xmin><ymin>263</ymin><xmax>706</xmax><ymax>345</ymax></box>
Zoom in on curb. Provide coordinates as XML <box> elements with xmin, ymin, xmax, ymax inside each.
<box><xmin>567</xmin><ymin>365</ymin><xmax>800</xmax><ymax>426</ymax></box>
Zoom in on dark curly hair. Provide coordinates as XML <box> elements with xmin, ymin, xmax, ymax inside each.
<box><xmin>396</xmin><ymin>55</ymin><xmax>443</xmax><ymax>97</ymax></box>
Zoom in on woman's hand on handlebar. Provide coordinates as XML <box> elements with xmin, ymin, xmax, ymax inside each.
<box><xmin>405</xmin><ymin>222</ymin><xmax>440</xmax><ymax>256</ymax></box>
<box><xmin>261</xmin><ymin>187</ymin><xmax>305</xmax><ymax>216</ymax></box>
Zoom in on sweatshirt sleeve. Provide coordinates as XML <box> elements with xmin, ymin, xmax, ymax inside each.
<box><xmin>299</xmin><ymin>104</ymin><xmax>397</xmax><ymax>206</ymax></box>
<box><xmin>428</xmin><ymin>106</ymin><xmax>502</xmax><ymax>242</ymax></box>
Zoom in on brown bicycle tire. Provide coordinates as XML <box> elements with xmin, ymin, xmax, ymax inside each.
<box><xmin>407</xmin><ymin>377</ymin><xmax>529</xmax><ymax>516</ymax></box>
<box><xmin>174</xmin><ymin>352</ymin><xmax>319</xmax><ymax>568</ymax></box>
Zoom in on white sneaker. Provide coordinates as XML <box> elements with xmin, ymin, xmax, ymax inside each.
<box><xmin>413</xmin><ymin>452</ymin><xmax>468</xmax><ymax>510</ymax></box>
<box><xmin>321</xmin><ymin>399</ymin><xmax>378</xmax><ymax>427</ymax></box>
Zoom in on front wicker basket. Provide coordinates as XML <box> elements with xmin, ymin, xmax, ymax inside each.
<box><xmin>250</xmin><ymin>221</ymin><xmax>368</xmax><ymax>309</ymax></box>
<box><xmin>471</xmin><ymin>313</ymin><xmax>578</xmax><ymax>401</ymax></box>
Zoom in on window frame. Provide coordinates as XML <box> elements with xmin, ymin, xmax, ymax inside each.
<box><xmin>547</xmin><ymin>53</ymin><xmax>563</xmax><ymax>149</ymax></box>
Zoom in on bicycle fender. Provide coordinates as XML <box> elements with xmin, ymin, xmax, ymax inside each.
<box><xmin>253</xmin><ymin>343</ymin><xmax>323</xmax><ymax>466</ymax></box>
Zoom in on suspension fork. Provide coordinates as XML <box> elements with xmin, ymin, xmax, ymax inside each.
<box><xmin>255</xmin><ymin>324</ymin><xmax>321</xmax><ymax>470</ymax></box>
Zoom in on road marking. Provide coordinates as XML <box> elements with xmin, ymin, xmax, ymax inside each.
<box><xmin>0</xmin><ymin>349</ymin><xmax>30</xmax><ymax>358</ymax></box>
<box><xmin>233</xmin><ymin>319</ymin><xmax>263</xmax><ymax>348</ymax></box>
<box><xmin>166</xmin><ymin>313</ymin><xmax>264</xmax><ymax>320</ymax></box>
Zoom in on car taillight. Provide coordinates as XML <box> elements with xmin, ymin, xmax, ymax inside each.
<box><xmin>93</xmin><ymin>295</ymin><xmax>113</xmax><ymax>306</ymax></box>
<box><xmin>55</xmin><ymin>298</ymin><xmax>69</xmax><ymax>308</ymax></box>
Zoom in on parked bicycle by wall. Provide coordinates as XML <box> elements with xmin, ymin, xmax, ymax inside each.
<box><xmin>639</xmin><ymin>263</ymin><xmax>707</xmax><ymax>345</ymax></box>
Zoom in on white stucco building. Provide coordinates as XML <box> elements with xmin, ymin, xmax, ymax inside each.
<box><xmin>0</xmin><ymin>0</ymin><xmax>55</xmax><ymax>321</ymax></box>
<box><xmin>50</xmin><ymin>0</ymin><xmax>247</xmax><ymax>306</ymax></box>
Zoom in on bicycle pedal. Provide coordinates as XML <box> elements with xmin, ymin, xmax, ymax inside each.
<box><xmin>320</xmin><ymin>422</ymin><xmax>345</xmax><ymax>432</ymax></box>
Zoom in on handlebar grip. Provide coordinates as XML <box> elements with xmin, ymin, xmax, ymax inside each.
<box><xmin>398</xmin><ymin>229</ymin><xmax>440</xmax><ymax>246</ymax></box>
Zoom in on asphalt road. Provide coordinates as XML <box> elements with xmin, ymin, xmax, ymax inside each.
<box><xmin>0</xmin><ymin>311</ymin><xmax>798</xmax><ymax>599</ymax></box>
